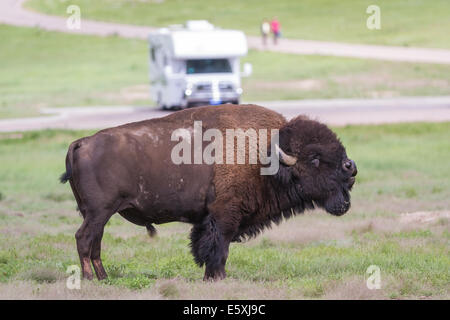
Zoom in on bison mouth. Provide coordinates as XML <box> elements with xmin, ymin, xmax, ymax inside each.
<box><xmin>348</xmin><ymin>176</ymin><xmax>356</xmax><ymax>190</ymax></box>
<box><xmin>324</xmin><ymin>192</ymin><xmax>350</xmax><ymax>216</ymax></box>
<box><xmin>322</xmin><ymin>160</ymin><xmax>356</xmax><ymax>216</ymax></box>
<box><xmin>322</xmin><ymin>184</ymin><xmax>352</xmax><ymax>216</ymax></box>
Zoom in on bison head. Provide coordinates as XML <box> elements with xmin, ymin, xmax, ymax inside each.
<box><xmin>274</xmin><ymin>116</ymin><xmax>357</xmax><ymax>216</ymax></box>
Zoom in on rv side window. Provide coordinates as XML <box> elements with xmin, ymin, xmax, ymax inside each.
<box><xmin>150</xmin><ymin>47</ymin><xmax>156</xmax><ymax>62</ymax></box>
<box><xmin>186</xmin><ymin>59</ymin><xmax>232</xmax><ymax>74</ymax></box>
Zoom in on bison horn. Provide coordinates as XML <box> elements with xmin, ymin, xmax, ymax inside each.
<box><xmin>275</xmin><ymin>144</ymin><xmax>297</xmax><ymax>166</ymax></box>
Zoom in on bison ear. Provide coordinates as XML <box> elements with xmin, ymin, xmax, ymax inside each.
<box><xmin>274</xmin><ymin>163</ymin><xmax>294</xmax><ymax>185</ymax></box>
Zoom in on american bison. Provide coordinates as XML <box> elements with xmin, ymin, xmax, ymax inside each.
<box><xmin>60</xmin><ymin>104</ymin><xmax>357</xmax><ymax>281</ymax></box>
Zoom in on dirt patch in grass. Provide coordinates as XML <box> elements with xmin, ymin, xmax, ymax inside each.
<box><xmin>333</xmin><ymin>73</ymin><xmax>449</xmax><ymax>90</ymax></box>
<box><xmin>324</xmin><ymin>276</ymin><xmax>386</xmax><ymax>300</ymax></box>
<box><xmin>0</xmin><ymin>278</ymin><xmax>295</xmax><ymax>300</ymax></box>
<box><xmin>157</xmin><ymin>278</ymin><xmax>295</xmax><ymax>299</ymax></box>
<box><xmin>323</xmin><ymin>274</ymin><xmax>447</xmax><ymax>300</ymax></box>
<box><xmin>400</xmin><ymin>211</ymin><xmax>450</xmax><ymax>224</ymax></box>
<box><xmin>18</xmin><ymin>266</ymin><xmax>66</xmax><ymax>284</ymax></box>
<box><xmin>0</xmin><ymin>280</ymin><xmax>161</xmax><ymax>300</ymax></box>
<box><xmin>99</xmin><ymin>84</ymin><xmax>150</xmax><ymax>104</ymax></box>
<box><xmin>158</xmin><ymin>279</ymin><xmax>180</xmax><ymax>298</ymax></box>
<box><xmin>351</xmin><ymin>195</ymin><xmax>450</xmax><ymax>217</ymax></box>
<box><xmin>249</xmin><ymin>80</ymin><xmax>324</xmax><ymax>91</ymax></box>
<box><xmin>247</xmin><ymin>209</ymin><xmax>450</xmax><ymax>247</ymax></box>
<box><xmin>0</xmin><ymin>133</ymin><xmax>24</xmax><ymax>141</ymax></box>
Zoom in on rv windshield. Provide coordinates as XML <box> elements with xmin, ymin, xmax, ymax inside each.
<box><xmin>186</xmin><ymin>59</ymin><xmax>232</xmax><ymax>74</ymax></box>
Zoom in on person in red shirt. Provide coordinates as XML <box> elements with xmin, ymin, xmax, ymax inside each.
<box><xmin>270</xmin><ymin>17</ymin><xmax>281</xmax><ymax>45</ymax></box>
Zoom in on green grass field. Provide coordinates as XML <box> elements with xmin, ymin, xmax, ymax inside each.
<box><xmin>2</xmin><ymin>25</ymin><xmax>450</xmax><ymax>119</ymax></box>
<box><xmin>0</xmin><ymin>123</ymin><xmax>448</xmax><ymax>299</ymax></box>
<box><xmin>0</xmin><ymin>26</ymin><xmax>148</xmax><ymax>119</ymax></box>
<box><xmin>26</xmin><ymin>0</ymin><xmax>450</xmax><ymax>49</ymax></box>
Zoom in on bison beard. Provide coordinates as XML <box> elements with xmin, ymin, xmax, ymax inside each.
<box><xmin>60</xmin><ymin>104</ymin><xmax>357</xmax><ymax>281</ymax></box>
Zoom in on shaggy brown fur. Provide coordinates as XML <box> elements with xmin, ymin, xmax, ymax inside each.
<box><xmin>60</xmin><ymin>104</ymin><xmax>357</xmax><ymax>281</ymax></box>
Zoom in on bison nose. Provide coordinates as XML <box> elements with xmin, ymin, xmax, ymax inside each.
<box><xmin>343</xmin><ymin>159</ymin><xmax>357</xmax><ymax>176</ymax></box>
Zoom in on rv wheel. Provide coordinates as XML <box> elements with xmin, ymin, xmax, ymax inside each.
<box><xmin>157</xmin><ymin>93</ymin><xmax>166</xmax><ymax>110</ymax></box>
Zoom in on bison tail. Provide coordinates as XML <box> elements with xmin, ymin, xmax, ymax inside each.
<box><xmin>59</xmin><ymin>139</ymin><xmax>82</xmax><ymax>184</ymax></box>
<box><xmin>59</xmin><ymin>170</ymin><xmax>71</xmax><ymax>184</ymax></box>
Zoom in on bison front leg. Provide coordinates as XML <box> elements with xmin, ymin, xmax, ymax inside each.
<box><xmin>190</xmin><ymin>215</ymin><xmax>235</xmax><ymax>281</ymax></box>
<box><xmin>203</xmin><ymin>236</ymin><xmax>230</xmax><ymax>281</ymax></box>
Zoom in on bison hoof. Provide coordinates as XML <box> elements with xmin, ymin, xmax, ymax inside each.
<box><xmin>96</xmin><ymin>273</ymin><xmax>108</xmax><ymax>281</ymax></box>
<box><xmin>83</xmin><ymin>272</ymin><xmax>94</xmax><ymax>281</ymax></box>
<box><xmin>203</xmin><ymin>270</ymin><xmax>226</xmax><ymax>281</ymax></box>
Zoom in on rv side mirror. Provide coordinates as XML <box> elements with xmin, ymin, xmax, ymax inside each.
<box><xmin>163</xmin><ymin>65</ymin><xmax>173</xmax><ymax>77</ymax></box>
<box><xmin>241</xmin><ymin>63</ymin><xmax>252</xmax><ymax>77</ymax></box>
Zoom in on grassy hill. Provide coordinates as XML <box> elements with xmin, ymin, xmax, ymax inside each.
<box><xmin>26</xmin><ymin>0</ymin><xmax>450</xmax><ymax>48</ymax></box>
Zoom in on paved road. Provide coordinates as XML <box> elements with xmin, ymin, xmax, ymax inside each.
<box><xmin>2</xmin><ymin>0</ymin><xmax>450</xmax><ymax>64</ymax></box>
<box><xmin>1</xmin><ymin>97</ymin><xmax>449</xmax><ymax>132</ymax></box>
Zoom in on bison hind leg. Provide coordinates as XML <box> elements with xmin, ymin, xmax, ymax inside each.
<box><xmin>75</xmin><ymin>209</ymin><xmax>114</xmax><ymax>281</ymax></box>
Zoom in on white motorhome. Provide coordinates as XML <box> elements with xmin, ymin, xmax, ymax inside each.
<box><xmin>148</xmin><ymin>20</ymin><xmax>252</xmax><ymax>110</ymax></box>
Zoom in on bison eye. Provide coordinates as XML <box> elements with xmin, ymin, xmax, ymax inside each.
<box><xmin>311</xmin><ymin>158</ymin><xmax>320</xmax><ymax>168</ymax></box>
